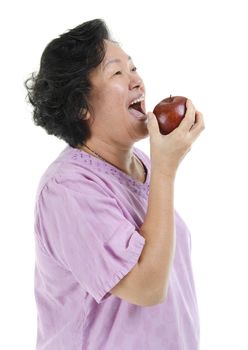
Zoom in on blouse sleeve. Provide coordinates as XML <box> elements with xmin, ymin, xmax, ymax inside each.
<box><xmin>36</xmin><ymin>174</ymin><xmax>146</xmax><ymax>304</ymax></box>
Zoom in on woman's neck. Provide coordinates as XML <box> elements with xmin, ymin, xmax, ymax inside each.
<box><xmin>77</xmin><ymin>142</ymin><xmax>146</xmax><ymax>183</ymax></box>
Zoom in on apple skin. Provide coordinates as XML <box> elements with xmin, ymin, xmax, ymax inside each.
<box><xmin>153</xmin><ymin>95</ymin><xmax>188</xmax><ymax>135</ymax></box>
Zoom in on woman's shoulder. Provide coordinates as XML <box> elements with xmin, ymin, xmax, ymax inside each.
<box><xmin>35</xmin><ymin>146</ymin><xmax>111</xmax><ymax>202</ymax></box>
<box><xmin>35</xmin><ymin>145</ymin><xmax>149</xmax><ymax>203</ymax></box>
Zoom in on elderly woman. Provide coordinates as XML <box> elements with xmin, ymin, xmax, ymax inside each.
<box><xmin>25</xmin><ymin>19</ymin><xmax>205</xmax><ymax>350</ymax></box>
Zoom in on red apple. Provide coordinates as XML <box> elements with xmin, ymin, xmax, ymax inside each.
<box><xmin>153</xmin><ymin>95</ymin><xmax>188</xmax><ymax>135</ymax></box>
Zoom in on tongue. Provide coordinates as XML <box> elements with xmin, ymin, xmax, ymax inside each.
<box><xmin>128</xmin><ymin>101</ymin><xmax>146</xmax><ymax>120</ymax></box>
<box><xmin>128</xmin><ymin>107</ymin><xmax>146</xmax><ymax>119</ymax></box>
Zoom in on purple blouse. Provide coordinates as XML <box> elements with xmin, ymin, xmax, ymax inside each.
<box><xmin>34</xmin><ymin>145</ymin><xmax>200</xmax><ymax>350</ymax></box>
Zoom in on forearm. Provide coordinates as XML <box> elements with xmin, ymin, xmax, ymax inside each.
<box><xmin>138</xmin><ymin>167</ymin><xmax>176</xmax><ymax>300</ymax></box>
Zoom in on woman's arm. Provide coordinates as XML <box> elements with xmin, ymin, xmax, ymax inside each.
<box><xmin>110</xmin><ymin>168</ymin><xmax>175</xmax><ymax>307</ymax></box>
<box><xmin>138</xmin><ymin>168</ymin><xmax>175</xmax><ymax>302</ymax></box>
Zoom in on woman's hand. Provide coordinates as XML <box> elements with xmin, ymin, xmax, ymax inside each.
<box><xmin>146</xmin><ymin>99</ymin><xmax>205</xmax><ymax>178</ymax></box>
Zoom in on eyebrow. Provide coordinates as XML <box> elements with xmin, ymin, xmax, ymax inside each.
<box><xmin>103</xmin><ymin>56</ymin><xmax>132</xmax><ymax>70</ymax></box>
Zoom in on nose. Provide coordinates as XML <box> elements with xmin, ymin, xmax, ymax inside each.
<box><xmin>129</xmin><ymin>74</ymin><xmax>143</xmax><ymax>90</ymax></box>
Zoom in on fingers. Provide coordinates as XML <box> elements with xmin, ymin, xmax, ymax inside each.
<box><xmin>146</xmin><ymin>112</ymin><xmax>160</xmax><ymax>138</ymax></box>
<box><xmin>188</xmin><ymin>110</ymin><xmax>205</xmax><ymax>142</ymax></box>
<box><xmin>179</xmin><ymin>99</ymin><xmax>197</xmax><ymax>132</ymax></box>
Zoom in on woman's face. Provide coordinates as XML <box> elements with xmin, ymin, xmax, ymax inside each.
<box><xmin>86</xmin><ymin>40</ymin><xmax>148</xmax><ymax>147</ymax></box>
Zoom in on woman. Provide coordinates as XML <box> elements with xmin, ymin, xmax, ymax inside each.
<box><xmin>25</xmin><ymin>19</ymin><xmax>205</xmax><ymax>350</ymax></box>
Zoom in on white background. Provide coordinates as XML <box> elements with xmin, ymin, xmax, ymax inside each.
<box><xmin>1</xmin><ymin>0</ymin><xmax>247</xmax><ymax>349</ymax></box>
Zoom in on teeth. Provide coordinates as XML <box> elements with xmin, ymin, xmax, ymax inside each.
<box><xmin>129</xmin><ymin>95</ymin><xmax>145</xmax><ymax>106</ymax></box>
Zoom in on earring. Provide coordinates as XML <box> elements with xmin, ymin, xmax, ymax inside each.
<box><xmin>80</xmin><ymin>108</ymin><xmax>89</xmax><ymax>120</ymax></box>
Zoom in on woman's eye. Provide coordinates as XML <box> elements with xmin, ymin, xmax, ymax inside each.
<box><xmin>113</xmin><ymin>67</ymin><xmax>137</xmax><ymax>76</ymax></box>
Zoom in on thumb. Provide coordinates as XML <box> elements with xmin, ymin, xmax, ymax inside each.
<box><xmin>146</xmin><ymin>112</ymin><xmax>160</xmax><ymax>136</ymax></box>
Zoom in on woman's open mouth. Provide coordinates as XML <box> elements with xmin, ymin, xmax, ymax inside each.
<box><xmin>128</xmin><ymin>99</ymin><xmax>147</xmax><ymax>121</ymax></box>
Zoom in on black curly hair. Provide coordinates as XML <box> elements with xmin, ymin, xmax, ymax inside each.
<box><xmin>24</xmin><ymin>18</ymin><xmax>113</xmax><ymax>148</ymax></box>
